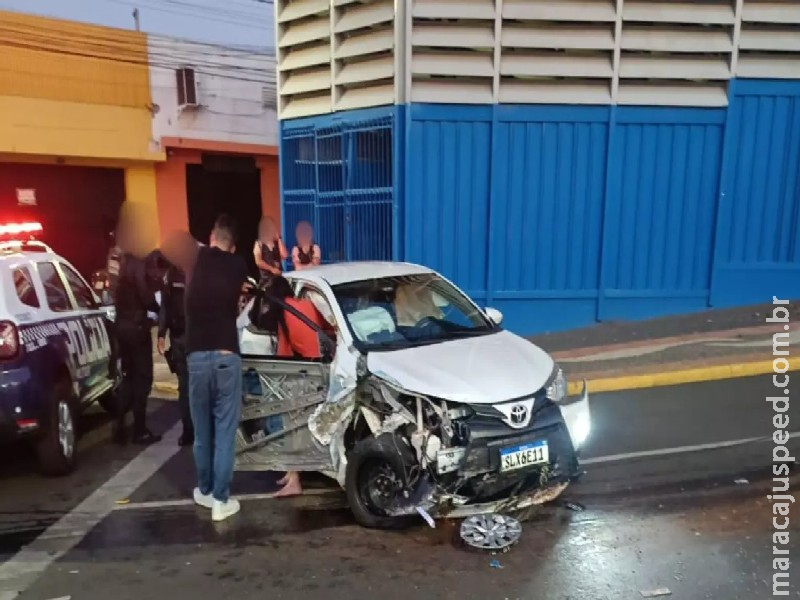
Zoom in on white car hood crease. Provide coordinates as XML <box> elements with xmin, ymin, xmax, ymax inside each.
<box><xmin>366</xmin><ymin>331</ymin><xmax>554</xmax><ymax>405</ymax></box>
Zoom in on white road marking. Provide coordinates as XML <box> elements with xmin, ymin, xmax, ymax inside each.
<box><xmin>112</xmin><ymin>488</ymin><xmax>341</xmax><ymax>511</ymax></box>
<box><xmin>582</xmin><ymin>431</ymin><xmax>799</xmax><ymax>465</ymax></box>
<box><xmin>0</xmin><ymin>422</ymin><xmax>182</xmax><ymax>599</ymax></box>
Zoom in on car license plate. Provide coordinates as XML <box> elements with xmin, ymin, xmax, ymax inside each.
<box><xmin>500</xmin><ymin>441</ymin><xmax>549</xmax><ymax>472</ymax></box>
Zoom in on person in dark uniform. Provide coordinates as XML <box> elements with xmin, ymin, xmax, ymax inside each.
<box><xmin>114</xmin><ymin>251</ymin><xmax>161</xmax><ymax>445</ymax></box>
<box><xmin>253</xmin><ymin>216</ymin><xmax>286</xmax><ymax>283</ymax></box>
<box><xmin>291</xmin><ymin>221</ymin><xmax>321</xmax><ymax>271</ymax></box>
<box><xmin>157</xmin><ymin>262</ymin><xmax>192</xmax><ymax>446</ymax></box>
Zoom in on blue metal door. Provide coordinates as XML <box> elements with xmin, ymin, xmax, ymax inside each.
<box><xmin>281</xmin><ymin>113</ymin><xmax>394</xmax><ymax>264</ymax></box>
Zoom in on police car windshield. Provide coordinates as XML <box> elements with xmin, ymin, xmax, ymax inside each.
<box><xmin>332</xmin><ymin>274</ymin><xmax>495</xmax><ymax>351</ymax></box>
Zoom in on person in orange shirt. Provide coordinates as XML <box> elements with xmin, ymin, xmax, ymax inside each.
<box><xmin>268</xmin><ymin>277</ymin><xmax>334</xmax><ymax>496</ymax></box>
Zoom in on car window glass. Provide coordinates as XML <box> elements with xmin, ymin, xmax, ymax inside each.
<box><xmin>37</xmin><ymin>262</ymin><xmax>72</xmax><ymax>312</ymax></box>
<box><xmin>61</xmin><ymin>264</ymin><xmax>96</xmax><ymax>310</ymax></box>
<box><xmin>300</xmin><ymin>288</ymin><xmax>337</xmax><ymax>328</ymax></box>
<box><xmin>13</xmin><ymin>267</ymin><xmax>40</xmax><ymax>308</ymax></box>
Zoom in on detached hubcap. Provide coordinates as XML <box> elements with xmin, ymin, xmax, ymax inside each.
<box><xmin>58</xmin><ymin>400</ymin><xmax>75</xmax><ymax>459</ymax></box>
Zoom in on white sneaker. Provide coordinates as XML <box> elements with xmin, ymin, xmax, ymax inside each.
<box><xmin>193</xmin><ymin>488</ymin><xmax>213</xmax><ymax>509</ymax></box>
<box><xmin>212</xmin><ymin>498</ymin><xmax>241</xmax><ymax>522</ymax></box>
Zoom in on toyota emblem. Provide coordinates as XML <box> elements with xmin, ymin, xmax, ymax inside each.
<box><xmin>510</xmin><ymin>404</ymin><xmax>528</xmax><ymax>426</ymax></box>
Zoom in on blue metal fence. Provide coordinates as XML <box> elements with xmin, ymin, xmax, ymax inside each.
<box><xmin>280</xmin><ymin>107</ymin><xmax>397</xmax><ymax>266</ymax></box>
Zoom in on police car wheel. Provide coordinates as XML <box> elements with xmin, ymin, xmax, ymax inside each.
<box><xmin>36</xmin><ymin>379</ymin><xmax>78</xmax><ymax>477</ymax></box>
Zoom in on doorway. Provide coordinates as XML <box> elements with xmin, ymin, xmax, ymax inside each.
<box><xmin>186</xmin><ymin>156</ymin><xmax>263</xmax><ymax>276</ymax></box>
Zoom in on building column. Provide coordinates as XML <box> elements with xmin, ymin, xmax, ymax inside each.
<box><xmin>124</xmin><ymin>164</ymin><xmax>160</xmax><ymax>251</ymax></box>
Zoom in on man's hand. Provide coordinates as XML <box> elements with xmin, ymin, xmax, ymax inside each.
<box><xmin>157</xmin><ymin>337</ymin><xmax>167</xmax><ymax>355</ymax></box>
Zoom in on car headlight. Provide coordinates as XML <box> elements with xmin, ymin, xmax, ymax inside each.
<box><xmin>545</xmin><ymin>366</ymin><xmax>567</xmax><ymax>402</ymax></box>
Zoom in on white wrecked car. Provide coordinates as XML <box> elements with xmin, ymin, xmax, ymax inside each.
<box><xmin>236</xmin><ymin>262</ymin><xmax>591</xmax><ymax>529</ymax></box>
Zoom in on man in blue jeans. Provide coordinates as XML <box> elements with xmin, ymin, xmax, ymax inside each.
<box><xmin>168</xmin><ymin>214</ymin><xmax>249</xmax><ymax>522</ymax></box>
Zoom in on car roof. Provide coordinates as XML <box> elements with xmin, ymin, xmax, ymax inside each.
<box><xmin>0</xmin><ymin>249</ymin><xmax>59</xmax><ymax>264</ymax></box>
<box><xmin>287</xmin><ymin>261</ymin><xmax>435</xmax><ymax>286</ymax></box>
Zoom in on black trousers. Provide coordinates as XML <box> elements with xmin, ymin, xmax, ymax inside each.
<box><xmin>116</xmin><ymin>320</ymin><xmax>154</xmax><ymax>436</ymax></box>
<box><xmin>169</xmin><ymin>336</ymin><xmax>191</xmax><ymax>435</ymax></box>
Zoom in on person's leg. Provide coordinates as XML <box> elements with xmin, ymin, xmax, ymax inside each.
<box><xmin>211</xmin><ymin>352</ymin><xmax>242</xmax><ymax>514</ymax></box>
<box><xmin>173</xmin><ymin>338</ymin><xmax>193</xmax><ymax>445</ymax></box>
<box><xmin>188</xmin><ymin>352</ymin><xmax>214</xmax><ymax>501</ymax></box>
<box><xmin>274</xmin><ymin>471</ymin><xmax>302</xmax><ymax>497</ymax></box>
<box><xmin>132</xmin><ymin>326</ymin><xmax>157</xmax><ymax>443</ymax></box>
<box><xmin>113</xmin><ymin>322</ymin><xmax>135</xmax><ymax>444</ymax></box>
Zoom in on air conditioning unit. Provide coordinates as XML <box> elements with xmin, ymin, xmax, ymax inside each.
<box><xmin>176</xmin><ymin>67</ymin><xmax>199</xmax><ymax>110</ymax></box>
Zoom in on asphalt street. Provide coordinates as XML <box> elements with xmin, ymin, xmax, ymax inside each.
<box><xmin>1</xmin><ymin>375</ymin><xmax>798</xmax><ymax>600</ymax></box>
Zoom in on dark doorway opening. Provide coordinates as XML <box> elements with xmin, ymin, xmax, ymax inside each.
<box><xmin>185</xmin><ymin>157</ymin><xmax>263</xmax><ymax>277</ymax></box>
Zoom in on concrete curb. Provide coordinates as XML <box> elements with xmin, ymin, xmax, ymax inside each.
<box><xmin>567</xmin><ymin>360</ymin><xmax>799</xmax><ymax>395</ymax></box>
<box><xmin>156</xmin><ymin>360</ymin><xmax>795</xmax><ymax>397</ymax></box>
<box><xmin>153</xmin><ymin>382</ymin><xmax>179</xmax><ymax>395</ymax></box>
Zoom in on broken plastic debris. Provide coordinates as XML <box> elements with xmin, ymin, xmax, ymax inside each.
<box><xmin>562</xmin><ymin>500</ymin><xmax>585</xmax><ymax>512</ymax></box>
<box><xmin>46</xmin><ymin>597</ymin><xmax>71</xmax><ymax>600</ymax></box>
<box><xmin>734</xmin><ymin>478</ymin><xmax>749</xmax><ymax>485</ymax></box>
<box><xmin>68</xmin><ymin>570</ymin><xmax>79</xmax><ymax>574</ymax></box>
<box><xmin>115</xmin><ymin>498</ymin><xmax>130</xmax><ymax>505</ymax></box>
<box><xmin>489</xmin><ymin>559</ymin><xmax>503</xmax><ymax>569</ymax></box>
<box><xmin>416</xmin><ymin>506</ymin><xmax>435</xmax><ymax>529</ymax></box>
<box><xmin>640</xmin><ymin>589</ymin><xmax>672</xmax><ymax>598</ymax></box>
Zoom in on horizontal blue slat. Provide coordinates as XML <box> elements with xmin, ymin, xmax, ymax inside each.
<box><xmin>616</xmin><ymin>106</ymin><xmax>726</xmax><ymax>125</ymax></box>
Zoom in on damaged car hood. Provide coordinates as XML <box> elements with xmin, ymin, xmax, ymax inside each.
<box><xmin>366</xmin><ymin>331</ymin><xmax>554</xmax><ymax>405</ymax></box>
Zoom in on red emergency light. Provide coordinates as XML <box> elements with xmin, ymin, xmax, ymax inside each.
<box><xmin>0</xmin><ymin>222</ymin><xmax>43</xmax><ymax>237</ymax></box>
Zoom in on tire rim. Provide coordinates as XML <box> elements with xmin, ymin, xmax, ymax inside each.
<box><xmin>57</xmin><ymin>400</ymin><xmax>75</xmax><ymax>459</ymax></box>
<box><xmin>460</xmin><ymin>514</ymin><xmax>522</xmax><ymax>551</ymax></box>
<box><xmin>360</xmin><ymin>461</ymin><xmax>403</xmax><ymax>515</ymax></box>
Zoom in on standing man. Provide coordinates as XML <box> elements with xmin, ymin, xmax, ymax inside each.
<box><xmin>164</xmin><ymin>215</ymin><xmax>249</xmax><ymax>522</ymax></box>
<box><xmin>157</xmin><ymin>261</ymin><xmax>191</xmax><ymax>447</ymax></box>
<box><xmin>114</xmin><ymin>250</ymin><xmax>161</xmax><ymax>445</ymax></box>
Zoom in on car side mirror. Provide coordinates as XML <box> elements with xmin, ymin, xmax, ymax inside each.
<box><xmin>485</xmin><ymin>307</ymin><xmax>504</xmax><ymax>326</ymax></box>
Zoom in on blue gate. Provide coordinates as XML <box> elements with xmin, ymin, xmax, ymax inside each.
<box><xmin>280</xmin><ymin>108</ymin><xmax>396</xmax><ymax>264</ymax></box>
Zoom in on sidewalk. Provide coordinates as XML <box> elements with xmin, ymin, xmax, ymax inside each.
<box><xmin>153</xmin><ymin>301</ymin><xmax>800</xmax><ymax>397</ymax></box>
<box><xmin>531</xmin><ymin>301</ymin><xmax>800</xmax><ymax>393</ymax></box>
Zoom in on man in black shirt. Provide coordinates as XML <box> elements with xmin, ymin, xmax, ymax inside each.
<box><xmin>157</xmin><ymin>262</ymin><xmax>191</xmax><ymax>446</ymax></box>
<box><xmin>169</xmin><ymin>215</ymin><xmax>248</xmax><ymax>522</ymax></box>
<box><xmin>114</xmin><ymin>252</ymin><xmax>161</xmax><ymax>445</ymax></box>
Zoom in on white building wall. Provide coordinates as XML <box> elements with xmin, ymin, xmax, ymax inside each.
<box><xmin>148</xmin><ymin>35</ymin><xmax>278</xmax><ymax>148</ymax></box>
<box><xmin>275</xmin><ymin>0</ymin><xmax>800</xmax><ymax>118</ymax></box>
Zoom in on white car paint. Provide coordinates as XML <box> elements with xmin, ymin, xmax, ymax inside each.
<box><xmin>366</xmin><ymin>330</ymin><xmax>554</xmax><ymax>405</ymax></box>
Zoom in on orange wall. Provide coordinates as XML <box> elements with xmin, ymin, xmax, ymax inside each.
<box><xmin>155</xmin><ymin>147</ymin><xmax>280</xmax><ymax>241</ymax></box>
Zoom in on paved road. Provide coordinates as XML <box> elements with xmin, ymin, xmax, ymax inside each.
<box><xmin>1</xmin><ymin>376</ymin><xmax>797</xmax><ymax>600</ymax></box>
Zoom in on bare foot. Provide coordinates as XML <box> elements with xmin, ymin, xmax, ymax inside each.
<box><xmin>276</xmin><ymin>473</ymin><xmax>289</xmax><ymax>486</ymax></box>
<box><xmin>272</xmin><ymin>473</ymin><xmax>302</xmax><ymax>498</ymax></box>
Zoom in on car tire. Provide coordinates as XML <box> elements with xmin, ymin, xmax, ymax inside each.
<box><xmin>36</xmin><ymin>379</ymin><xmax>78</xmax><ymax>477</ymax></box>
<box><xmin>344</xmin><ymin>433</ymin><xmax>418</xmax><ymax>530</ymax></box>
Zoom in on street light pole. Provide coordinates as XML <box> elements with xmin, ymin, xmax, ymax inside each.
<box><xmin>132</xmin><ymin>8</ymin><xmax>140</xmax><ymax>31</ymax></box>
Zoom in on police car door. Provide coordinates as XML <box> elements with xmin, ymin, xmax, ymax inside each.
<box><xmin>48</xmin><ymin>260</ymin><xmax>111</xmax><ymax>403</ymax></box>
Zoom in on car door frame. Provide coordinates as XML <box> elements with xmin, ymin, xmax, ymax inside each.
<box><xmin>51</xmin><ymin>259</ymin><xmax>112</xmax><ymax>405</ymax></box>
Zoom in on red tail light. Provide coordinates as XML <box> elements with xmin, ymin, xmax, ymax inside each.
<box><xmin>0</xmin><ymin>321</ymin><xmax>20</xmax><ymax>359</ymax></box>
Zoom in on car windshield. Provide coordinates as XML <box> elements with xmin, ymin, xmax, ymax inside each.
<box><xmin>332</xmin><ymin>273</ymin><xmax>496</xmax><ymax>351</ymax></box>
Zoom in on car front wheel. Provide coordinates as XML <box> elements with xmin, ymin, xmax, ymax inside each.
<box><xmin>36</xmin><ymin>379</ymin><xmax>78</xmax><ymax>477</ymax></box>
<box><xmin>344</xmin><ymin>433</ymin><xmax>418</xmax><ymax>529</ymax></box>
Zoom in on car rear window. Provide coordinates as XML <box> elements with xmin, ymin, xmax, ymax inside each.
<box><xmin>13</xmin><ymin>266</ymin><xmax>40</xmax><ymax>308</ymax></box>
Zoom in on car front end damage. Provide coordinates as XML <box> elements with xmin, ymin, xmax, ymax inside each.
<box><xmin>339</xmin><ymin>366</ymin><xmax>591</xmax><ymax>524</ymax></box>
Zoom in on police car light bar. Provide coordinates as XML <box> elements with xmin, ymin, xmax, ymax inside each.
<box><xmin>0</xmin><ymin>222</ymin><xmax>43</xmax><ymax>237</ymax></box>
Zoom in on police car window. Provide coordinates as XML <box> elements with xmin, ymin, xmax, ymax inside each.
<box><xmin>61</xmin><ymin>264</ymin><xmax>96</xmax><ymax>310</ymax></box>
<box><xmin>37</xmin><ymin>262</ymin><xmax>72</xmax><ymax>312</ymax></box>
<box><xmin>13</xmin><ymin>267</ymin><xmax>40</xmax><ymax>308</ymax></box>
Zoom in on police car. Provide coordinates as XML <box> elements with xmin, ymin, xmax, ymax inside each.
<box><xmin>0</xmin><ymin>222</ymin><xmax>117</xmax><ymax>476</ymax></box>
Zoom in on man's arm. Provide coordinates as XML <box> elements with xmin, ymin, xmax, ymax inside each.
<box><xmin>292</xmin><ymin>247</ymin><xmax>302</xmax><ymax>271</ymax></box>
<box><xmin>278</xmin><ymin>237</ymin><xmax>288</xmax><ymax>260</ymax></box>
<box><xmin>312</xmin><ymin>244</ymin><xmax>321</xmax><ymax>266</ymax></box>
<box><xmin>157</xmin><ymin>272</ymin><xmax>170</xmax><ymax>340</ymax></box>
